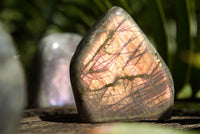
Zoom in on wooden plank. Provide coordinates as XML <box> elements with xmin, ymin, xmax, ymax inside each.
<box><xmin>18</xmin><ymin>106</ymin><xmax>200</xmax><ymax>134</ymax></box>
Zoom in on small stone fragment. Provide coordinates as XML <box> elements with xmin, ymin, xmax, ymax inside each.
<box><xmin>36</xmin><ymin>33</ymin><xmax>82</xmax><ymax>107</ymax></box>
<box><xmin>70</xmin><ymin>6</ymin><xmax>174</xmax><ymax>122</ymax></box>
<box><xmin>0</xmin><ymin>22</ymin><xmax>25</xmax><ymax>134</ymax></box>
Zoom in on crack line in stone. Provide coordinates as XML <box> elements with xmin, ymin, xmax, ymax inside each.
<box><xmin>81</xmin><ymin>17</ymin><xmax>128</xmax><ymax>73</ymax></box>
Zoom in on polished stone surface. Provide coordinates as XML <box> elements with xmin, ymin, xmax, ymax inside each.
<box><xmin>0</xmin><ymin>23</ymin><xmax>25</xmax><ymax>134</ymax></box>
<box><xmin>36</xmin><ymin>33</ymin><xmax>82</xmax><ymax>107</ymax></box>
<box><xmin>70</xmin><ymin>6</ymin><xmax>174</xmax><ymax>122</ymax></box>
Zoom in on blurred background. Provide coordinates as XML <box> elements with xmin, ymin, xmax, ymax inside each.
<box><xmin>0</xmin><ymin>0</ymin><xmax>199</xmax><ymax>102</ymax></box>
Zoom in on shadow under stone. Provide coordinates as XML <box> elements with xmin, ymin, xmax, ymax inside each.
<box><xmin>40</xmin><ymin>113</ymin><xmax>82</xmax><ymax>123</ymax></box>
<box><xmin>155</xmin><ymin>118</ymin><xmax>200</xmax><ymax>125</ymax></box>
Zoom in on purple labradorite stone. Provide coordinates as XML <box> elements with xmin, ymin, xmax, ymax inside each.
<box><xmin>0</xmin><ymin>22</ymin><xmax>25</xmax><ymax>134</ymax></box>
<box><xmin>36</xmin><ymin>33</ymin><xmax>82</xmax><ymax>107</ymax></box>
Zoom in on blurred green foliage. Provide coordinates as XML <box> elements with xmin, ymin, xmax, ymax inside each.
<box><xmin>0</xmin><ymin>0</ymin><xmax>200</xmax><ymax>100</ymax></box>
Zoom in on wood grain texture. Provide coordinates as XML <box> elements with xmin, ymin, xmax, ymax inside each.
<box><xmin>18</xmin><ymin>106</ymin><xmax>200</xmax><ymax>134</ymax></box>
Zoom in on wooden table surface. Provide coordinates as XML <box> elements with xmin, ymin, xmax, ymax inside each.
<box><xmin>18</xmin><ymin>105</ymin><xmax>200</xmax><ymax>134</ymax></box>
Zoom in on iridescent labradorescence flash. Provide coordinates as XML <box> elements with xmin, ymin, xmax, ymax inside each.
<box><xmin>70</xmin><ymin>6</ymin><xmax>174</xmax><ymax>122</ymax></box>
<box><xmin>37</xmin><ymin>33</ymin><xmax>82</xmax><ymax>107</ymax></box>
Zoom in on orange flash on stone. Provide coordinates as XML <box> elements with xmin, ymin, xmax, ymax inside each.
<box><xmin>70</xmin><ymin>6</ymin><xmax>174</xmax><ymax>122</ymax></box>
